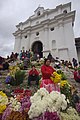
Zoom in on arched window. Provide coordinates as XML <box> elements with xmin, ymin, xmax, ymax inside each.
<box><xmin>50</xmin><ymin>27</ymin><xmax>54</xmax><ymax>31</ymax></box>
<box><xmin>37</xmin><ymin>11</ymin><xmax>40</xmax><ymax>16</ymax></box>
<box><xmin>36</xmin><ymin>32</ymin><xmax>39</xmax><ymax>36</ymax></box>
<box><xmin>22</xmin><ymin>46</ymin><xmax>25</xmax><ymax>50</ymax></box>
<box><xmin>52</xmin><ymin>40</ymin><xmax>56</xmax><ymax>49</ymax></box>
<box><xmin>63</xmin><ymin>10</ymin><xmax>67</xmax><ymax>14</ymax></box>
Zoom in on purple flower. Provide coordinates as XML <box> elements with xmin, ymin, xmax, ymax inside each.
<box><xmin>76</xmin><ymin>102</ymin><xmax>80</xmax><ymax>113</ymax></box>
<box><xmin>2</xmin><ymin>106</ymin><xmax>12</xmax><ymax>120</ymax></box>
<box><xmin>5</xmin><ymin>76</ymin><xmax>11</xmax><ymax>84</ymax></box>
<box><xmin>33</xmin><ymin>111</ymin><xmax>60</xmax><ymax>120</ymax></box>
<box><xmin>19</xmin><ymin>96</ymin><xmax>31</xmax><ymax>112</ymax></box>
<box><xmin>44</xmin><ymin>111</ymin><xmax>60</xmax><ymax>120</ymax></box>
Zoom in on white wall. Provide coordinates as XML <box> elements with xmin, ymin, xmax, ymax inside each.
<box><xmin>14</xmin><ymin>37</ymin><xmax>21</xmax><ymax>53</ymax></box>
<box><xmin>63</xmin><ymin>22</ymin><xmax>78</xmax><ymax>61</ymax></box>
<box><xmin>14</xmin><ymin>3</ymin><xmax>78</xmax><ymax>62</ymax></box>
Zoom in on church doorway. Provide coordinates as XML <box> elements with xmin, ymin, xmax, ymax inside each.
<box><xmin>31</xmin><ymin>41</ymin><xmax>43</xmax><ymax>58</ymax></box>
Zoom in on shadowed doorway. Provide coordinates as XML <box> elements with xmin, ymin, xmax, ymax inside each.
<box><xmin>32</xmin><ymin>41</ymin><xmax>43</xmax><ymax>58</ymax></box>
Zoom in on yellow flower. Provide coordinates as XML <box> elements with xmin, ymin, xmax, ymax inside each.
<box><xmin>50</xmin><ymin>72</ymin><xmax>61</xmax><ymax>83</ymax></box>
<box><xmin>0</xmin><ymin>91</ymin><xmax>8</xmax><ymax>113</ymax></box>
<box><xmin>0</xmin><ymin>91</ymin><xmax>7</xmax><ymax>97</ymax></box>
<box><xmin>60</xmin><ymin>80</ymin><xmax>69</xmax><ymax>87</ymax></box>
<box><xmin>0</xmin><ymin>105</ymin><xmax>6</xmax><ymax>113</ymax></box>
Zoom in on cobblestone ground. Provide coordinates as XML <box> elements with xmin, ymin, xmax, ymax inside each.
<box><xmin>0</xmin><ymin>66</ymin><xmax>80</xmax><ymax>97</ymax></box>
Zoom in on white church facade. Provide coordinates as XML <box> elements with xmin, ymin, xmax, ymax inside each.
<box><xmin>13</xmin><ymin>2</ymin><xmax>78</xmax><ymax>61</ymax></box>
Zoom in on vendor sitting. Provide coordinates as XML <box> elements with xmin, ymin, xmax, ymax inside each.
<box><xmin>28</xmin><ymin>65</ymin><xmax>39</xmax><ymax>86</ymax></box>
<box><xmin>73</xmin><ymin>68</ymin><xmax>80</xmax><ymax>83</ymax></box>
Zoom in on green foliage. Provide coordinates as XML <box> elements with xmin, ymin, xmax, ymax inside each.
<box><xmin>17</xmin><ymin>63</ymin><xmax>24</xmax><ymax>70</ymax></box>
<box><xmin>57</xmin><ymin>70</ymin><xmax>67</xmax><ymax>80</ymax></box>
<box><xmin>10</xmin><ymin>70</ymin><xmax>25</xmax><ymax>86</ymax></box>
<box><xmin>77</xmin><ymin>67</ymin><xmax>80</xmax><ymax>71</ymax></box>
<box><xmin>57</xmin><ymin>70</ymin><xmax>63</xmax><ymax>74</ymax></box>
<box><xmin>61</xmin><ymin>73</ymin><xmax>67</xmax><ymax>80</ymax></box>
<box><xmin>60</xmin><ymin>84</ymin><xmax>71</xmax><ymax>100</ymax></box>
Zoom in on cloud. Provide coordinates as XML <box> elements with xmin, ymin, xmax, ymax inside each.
<box><xmin>0</xmin><ymin>43</ymin><xmax>14</xmax><ymax>57</ymax></box>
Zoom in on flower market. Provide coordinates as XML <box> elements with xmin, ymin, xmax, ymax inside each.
<box><xmin>0</xmin><ymin>53</ymin><xmax>80</xmax><ymax>120</ymax></box>
<box><xmin>0</xmin><ymin>0</ymin><xmax>80</xmax><ymax>119</ymax></box>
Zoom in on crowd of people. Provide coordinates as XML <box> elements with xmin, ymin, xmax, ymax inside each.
<box><xmin>0</xmin><ymin>50</ymin><xmax>80</xmax><ymax>85</ymax></box>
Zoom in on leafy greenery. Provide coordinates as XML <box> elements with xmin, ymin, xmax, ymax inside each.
<box><xmin>60</xmin><ymin>84</ymin><xmax>71</xmax><ymax>100</ymax></box>
<box><xmin>10</xmin><ymin>70</ymin><xmax>25</xmax><ymax>86</ymax></box>
<box><xmin>57</xmin><ymin>70</ymin><xmax>67</xmax><ymax>80</ymax></box>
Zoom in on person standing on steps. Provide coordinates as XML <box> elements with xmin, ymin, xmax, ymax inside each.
<box><xmin>40</xmin><ymin>58</ymin><xmax>60</xmax><ymax>92</ymax></box>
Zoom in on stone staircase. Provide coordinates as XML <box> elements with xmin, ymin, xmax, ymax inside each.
<box><xmin>0</xmin><ymin>68</ymin><xmax>39</xmax><ymax>96</ymax></box>
<box><xmin>63</xmin><ymin>69</ymin><xmax>80</xmax><ymax>96</ymax></box>
<box><xmin>0</xmin><ymin>66</ymin><xmax>80</xmax><ymax>96</ymax></box>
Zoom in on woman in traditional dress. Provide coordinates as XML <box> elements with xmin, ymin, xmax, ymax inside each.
<box><xmin>40</xmin><ymin>58</ymin><xmax>60</xmax><ymax>92</ymax></box>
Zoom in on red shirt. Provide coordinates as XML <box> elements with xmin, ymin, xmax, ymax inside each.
<box><xmin>41</xmin><ymin>65</ymin><xmax>55</xmax><ymax>79</ymax></box>
<box><xmin>73</xmin><ymin>71</ymin><xmax>80</xmax><ymax>80</ymax></box>
<box><xmin>29</xmin><ymin>69</ymin><xmax>39</xmax><ymax>76</ymax></box>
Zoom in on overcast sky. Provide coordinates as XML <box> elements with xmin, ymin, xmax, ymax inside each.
<box><xmin>0</xmin><ymin>0</ymin><xmax>80</xmax><ymax>57</ymax></box>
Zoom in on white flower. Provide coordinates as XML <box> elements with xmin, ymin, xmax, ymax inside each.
<box><xmin>28</xmin><ymin>88</ymin><xmax>67</xmax><ymax>119</ymax></box>
<box><xmin>67</xmin><ymin>99</ymin><xmax>70</xmax><ymax>103</ymax></box>
<box><xmin>60</xmin><ymin>107</ymin><xmax>80</xmax><ymax>120</ymax></box>
<box><xmin>9</xmin><ymin>97</ymin><xmax>21</xmax><ymax>111</ymax></box>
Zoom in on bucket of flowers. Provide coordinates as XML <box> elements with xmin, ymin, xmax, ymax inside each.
<box><xmin>6</xmin><ymin>65</ymin><xmax>25</xmax><ymax>86</ymax></box>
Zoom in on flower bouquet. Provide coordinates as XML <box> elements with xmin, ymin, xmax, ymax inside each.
<box><xmin>11</xmin><ymin>70</ymin><xmax>25</xmax><ymax>86</ymax></box>
<box><xmin>57</xmin><ymin>70</ymin><xmax>67</xmax><ymax>80</ymax></box>
<box><xmin>60</xmin><ymin>107</ymin><xmax>80</xmax><ymax>120</ymax></box>
<box><xmin>0</xmin><ymin>91</ymin><xmax>8</xmax><ymax>114</ymax></box>
<box><xmin>6</xmin><ymin>65</ymin><xmax>25</xmax><ymax>86</ymax></box>
<box><xmin>50</xmin><ymin>72</ymin><xmax>61</xmax><ymax>83</ymax></box>
<box><xmin>60</xmin><ymin>80</ymin><xmax>71</xmax><ymax>100</ymax></box>
<box><xmin>19</xmin><ymin>96</ymin><xmax>31</xmax><ymax>113</ymax></box>
<box><xmin>33</xmin><ymin>111</ymin><xmax>60</xmax><ymax>120</ymax></box>
<box><xmin>2</xmin><ymin>95</ymin><xmax>31</xmax><ymax>120</ymax></box>
<box><xmin>9</xmin><ymin>65</ymin><xmax>20</xmax><ymax>78</ymax></box>
<box><xmin>28</xmin><ymin>88</ymin><xmax>67</xmax><ymax>119</ymax></box>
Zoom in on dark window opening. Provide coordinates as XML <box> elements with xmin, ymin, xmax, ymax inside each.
<box><xmin>72</xmin><ymin>22</ymin><xmax>74</xmax><ymax>27</ymax></box>
<box><xmin>63</xmin><ymin>10</ymin><xmax>67</xmax><ymax>14</ymax></box>
<box><xmin>37</xmin><ymin>11</ymin><xmax>40</xmax><ymax>16</ymax></box>
<box><xmin>50</xmin><ymin>27</ymin><xmax>54</xmax><ymax>31</ymax></box>
<box><xmin>25</xmin><ymin>35</ymin><xmax>27</xmax><ymax>38</ymax></box>
<box><xmin>36</xmin><ymin>32</ymin><xmax>39</xmax><ymax>36</ymax></box>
